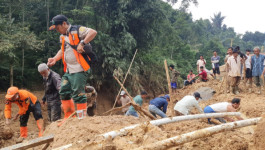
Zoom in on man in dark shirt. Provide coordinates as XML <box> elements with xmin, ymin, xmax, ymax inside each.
<box><xmin>149</xmin><ymin>95</ymin><xmax>170</xmax><ymax>118</ymax></box>
<box><xmin>38</xmin><ymin>63</ymin><xmax>62</xmax><ymax>122</ymax></box>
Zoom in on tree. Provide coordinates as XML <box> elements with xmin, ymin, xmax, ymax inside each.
<box><xmin>211</xmin><ymin>12</ymin><xmax>225</xmax><ymax>30</ymax></box>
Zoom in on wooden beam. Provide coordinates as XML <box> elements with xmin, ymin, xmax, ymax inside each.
<box><xmin>1</xmin><ymin>135</ymin><xmax>54</xmax><ymax>150</ymax></box>
<box><xmin>113</xmin><ymin>76</ymin><xmax>156</xmax><ymax>120</ymax></box>
<box><xmin>112</xmin><ymin>49</ymin><xmax>138</xmax><ymax>110</ymax></box>
<box><xmin>164</xmin><ymin>60</ymin><xmax>174</xmax><ymax>116</ymax></box>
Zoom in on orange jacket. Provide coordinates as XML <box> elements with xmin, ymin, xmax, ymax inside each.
<box><xmin>61</xmin><ymin>28</ymin><xmax>90</xmax><ymax>73</ymax></box>
<box><xmin>4</xmin><ymin>90</ymin><xmax>37</xmax><ymax>119</ymax></box>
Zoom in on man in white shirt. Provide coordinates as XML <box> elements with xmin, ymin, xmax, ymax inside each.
<box><xmin>225</xmin><ymin>47</ymin><xmax>233</xmax><ymax>93</ymax></box>
<box><xmin>245</xmin><ymin>49</ymin><xmax>252</xmax><ymax>92</ymax></box>
<box><xmin>204</xmin><ymin>98</ymin><xmax>243</xmax><ymax>124</ymax></box>
<box><xmin>118</xmin><ymin>91</ymin><xmax>131</xmax><ymax>114</ymax></box>
<box><xmin>174</xmin><ymin>92</ymin><xmax>203</xmax><ymax>116</ymax></box>
<box><xmin>197</xmin><ymin>55</ymin><xmax>214</xmax><ymax>78</ymax></box>
<box><xmin>227</xmin><ymin>49</ymin><xmax>242</xmax><ymax>94</ymax></box>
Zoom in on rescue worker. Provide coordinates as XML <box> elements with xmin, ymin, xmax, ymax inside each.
<box><xmin>47</xmin><ymin>15</ymin><xmax>97</xmax><ymax>121</ymax></box>
<box><xmin>4</xmin><ymin>87</ymin><xmax>44</xmax><ymax>142</ymax></box>
<box><xmin>38</xmin><ymin>63</ymin><xmax>62</xmax><ymax>122</ymax></box>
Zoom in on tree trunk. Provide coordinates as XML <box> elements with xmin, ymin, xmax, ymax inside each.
<box><xmin>164</xmin><ymin>60</ymin><xmax>174</xmax><ymax>116</ymax></box>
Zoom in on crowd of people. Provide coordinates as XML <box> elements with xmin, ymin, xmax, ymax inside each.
<box><xmin>2</xmin><ymin>14</ymin><xmax>261</xmax><ymax>143</ymax></box>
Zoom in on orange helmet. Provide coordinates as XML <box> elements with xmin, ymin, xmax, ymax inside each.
<box><xmin>5</xmin><ymin>87</ymin><xmax>19</xmax><ymax>100</ymax></box>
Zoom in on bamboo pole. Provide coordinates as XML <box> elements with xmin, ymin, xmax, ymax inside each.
<box><xmin>135</xmin><ymin>117</ymin><xmax>261</xmax><ymax>150</ymax></box>
<box><xmin>112</xmin><ymin>49</ymin><xmax>138</xmax><ymax>110</ymax></box>
<box><xmin>164</xmin><ymin>60</ymin><xmax>174</xmax><ymax>116</ymax></box>
<box><xmin>113</xmin><ymin>76</ymin><xmax>156</xmax><ymax>120</ymax></box>
<box><xmin>101</xmin><ymin>112</ymin><xmax>241</xmax><ymax>139</ymax></box>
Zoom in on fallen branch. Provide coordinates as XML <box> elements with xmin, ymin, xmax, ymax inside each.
<box><xmin>101</xmin><ymin>112</ymin><xmax>241</xmax><ymax>139</ymax></box>
<box><xmin>103</xmin><ymin>103</ymin><xmax>131</xmax><ymax>115</ymax></box>
<box><xmin>135</xmin><ymin>117</ymin><xmax>261</xmax><ymax>150</ymax></box>
<box><xmin>113</xmin><ymin>76</ymin><xmax>156</xmax><ymax>120</ymax></box>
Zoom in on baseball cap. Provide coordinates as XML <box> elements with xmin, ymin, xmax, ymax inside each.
<box><xmin>194</xmin><ymin>92</ymin><xmax>202</xmax><ymax>99</ymax></box>
<box><xmin>38</xmin><ymin>63</ymin><xmax>49</xmax><ymax>72</ymax></box>
<box><xmin>5</xmin><ymin>87</ymin><xmax>18</xmax><ymax>99</ymax></box>
<box><xmin>120</xmin><ymin>91</ymin><xmax>126</xmax><ymax>96</ymax></box>
<box><xmin>49</xmin><ymin>15</ymin><xmax>68</xmax><ymax>30</ymax></box>
<box><xmin>165</xmin><ymin>94</ymin><xmax>170</xmax><ymax>99</ymax></box>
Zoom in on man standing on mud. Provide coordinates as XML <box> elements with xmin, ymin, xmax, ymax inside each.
<box><xmin>225</xmin><ymin>47</ymin><xmax>233</xmax><ymax>93</ymax></box>
<box><xmin>211</xmin><ymin>51</ymin><xmax>220</xmax><ymax>80</ymax></box>
<box><xmin>47</xmin><ymin>15</ymin><xmax>97</xmax><ymax>121</ymax></box>
<box><xmin>245</xmin><ymin>49</ymin><xmax>253</xmax><ymax>93</ymax></box>
<box><xmin>169</xmin><ymin>65</ymin><xmax>180</xmax><ymax>93</ymax></box>
<box><xmin>227</xmin><ymin>49</ymin><xmax>241</xmax><ymax>94</ymax></box>
<box><xmin>252</xmin><ymin>47</ymin><xmax>265</xmax><ymax>94</ymax></box>
<box><xmin>38</xmin><ymin>63</ymin><xmax>62</xmax><ymax>122</ymax></box>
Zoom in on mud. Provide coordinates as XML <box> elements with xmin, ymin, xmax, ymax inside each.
<box><xmin>1</xmin><ymin>71</ymin><xmax>265</xmax><ymax>149</ymax></box>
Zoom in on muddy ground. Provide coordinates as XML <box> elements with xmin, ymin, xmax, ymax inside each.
<box><xmin>0</xmin><ymin>73</ymin><xmax>265</xmax><ymax>149</ymax></box>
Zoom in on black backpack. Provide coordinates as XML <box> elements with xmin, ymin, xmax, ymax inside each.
<box><xmin>66</xmin><ymin>25</ymin><xmax>98</xmax><ymax>66</ymax></box>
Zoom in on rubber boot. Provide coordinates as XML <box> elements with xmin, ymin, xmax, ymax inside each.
<box><xmin>17</xmin><ymin>127</ymin><xmax>27</xmax><ymax>143</ymax></box>
<box><xmin>235</xmin><ymin>86</ymin><xmax>240</xmax><ymax>95</ymax></box>
<box><xmin>20</xmin><ymin>126</ymin><xmax>28</xmax><ymax>138</ymax></box>
<box><xmin>76</xmin><ymin>103</ymin><xmax>87</xmax><ymax>119</ymax></box>
<box><xmin>61</xmin><ymin>99</ymin><xmax>75</xmax><ymax>119</ymax></box>
<box><xmin>37</xmin><ymin>119</ymin><xmax>44</xmax><ymax>137</ymax></box>
<box><xmin>58</xmin><ymin>99</ymin><xmax>75</xmax><ymax>127</ymax></box>
<box><xmin>232</xmin><ymin>87</ymin><xmax>236</xmax><ymax>94</ymax></box>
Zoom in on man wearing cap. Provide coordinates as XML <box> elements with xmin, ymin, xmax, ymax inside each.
<box><xmin>174</xmin><ymin>92</ymin><xmax>203</xmax><ymax>116</ymax></box>
<box><xmin>252</xmin><ymin>47</ymin><xmax>265</xmax><ymax>94</ymax></box>
<box><xmin>4</xmin><ymin>87</ymin><xmax>44</xmax><ymax>142</ymax></box>
<box><xmin>47</xmin><ymin>15</ymin><xmax>97</xmax><ymax>121</ymax></box>
<box><xmin>38</xmin><ymin>63</ymin><xmax>61</xmax><ymax>122</ymax></box>
<box><xmin>227</xmin><ymin>49</ymin><xmax>242</xmax><ymax>94</ymax></box>
<box><xmin>125</xmin><ymin>91</ymin><xmax>148</xmax><ymax>117</ymax></box>
<box><xmin>118</xmin><ymin>91</ymin><xmax>131</xmax><ymax>114</ymax></box>
<box><xmin>149</xmin><ymin>94</ymin><xmax>170</xmax><ymax>118</ymax></box>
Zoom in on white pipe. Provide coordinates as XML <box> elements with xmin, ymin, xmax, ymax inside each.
<box><xmin>135</xmin><ymin>117</ymin><xmax>261</xmax><ymax>150</ymax></box>
<box><xmin>102</xmin><ymin>112</ymin><xmax>241</xmax><ymax>139</ymax></box>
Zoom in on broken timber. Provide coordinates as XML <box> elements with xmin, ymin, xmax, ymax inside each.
<box><xmin>135</xmin><ymin>117</ymin><xmax>261</xmax><ymax>150</ymax></box>
<box><xmin>1</xmin><ymin>135</ymin><xmax>54</xmax><ymax>150</ymax></box>
<box><xmin>113</xmin><ymin>76</ymin><xmax>156</xmax><ymax>120</ymax></box>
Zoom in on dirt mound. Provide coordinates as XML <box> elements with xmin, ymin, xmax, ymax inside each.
<box><xmin>254</xmin><ymin>114</ymin><xmax>265</xmax><ymax>150</ymax></box>
<box><xmin>43</xmin><ymin>115</ymin><xmax>149</xmax><ymax>149</ymax></box>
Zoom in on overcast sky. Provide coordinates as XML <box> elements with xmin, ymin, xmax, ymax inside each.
<box><xmin>173</xmin><ymin>0</ymin><xmax>265</xmax><ymax>34</ymax></box>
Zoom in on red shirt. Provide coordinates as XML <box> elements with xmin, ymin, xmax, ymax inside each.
<box><xmin>199</xmin><ymin>70</ymin><xmax>207</xmax><ymax>80</ymax></box>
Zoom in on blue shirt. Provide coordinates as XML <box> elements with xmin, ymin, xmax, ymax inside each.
<box><xmin>128</xmin><ymin>95</ymin><xmax>143</xmax><ymax>112</ymax></box>
<box><xmin>211</xmin><ymin>56</ymin><xmax>220</xmax><ymax>68</ymax></box>
<box><xmin>251</xmin><ymin>54</ymin><xmax>265</xmax><ymax>76</ymax></box>
<box><xmin>149</xmin><ymin>96</ymin><xmax>168</xmax><ymax>113</ymax></box>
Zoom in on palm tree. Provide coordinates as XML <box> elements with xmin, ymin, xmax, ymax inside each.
<box><xmin>211</xmin><ymin>12</ymin><xmax>226</xmax><ymax>29</ymax></box>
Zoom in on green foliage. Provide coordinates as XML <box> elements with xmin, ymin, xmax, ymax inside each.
<box><xmin>0</xmin><ymin>0</ymin><xmax>265</xmax><ymax>95</ymax></box>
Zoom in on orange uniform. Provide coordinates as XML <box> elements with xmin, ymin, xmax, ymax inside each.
<box><xmin>5</xmin><ymin>90</ymin><xmax>37</xmax><ymax>119</ymax></box>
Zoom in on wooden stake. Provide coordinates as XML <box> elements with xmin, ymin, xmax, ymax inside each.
<box><xmin>112</xmin><ymin>49</ymin><xmax>138</xmax><ymax>110</ymax></box>
<box><xmin>113</xmin><ymin>76</ymin><xmax>156</xmax><ymax>120</ymax></box>
<box><xmin>164</xmin><ymin>60</ymin><xmax>174</xmax><ymax>116</ymax></box>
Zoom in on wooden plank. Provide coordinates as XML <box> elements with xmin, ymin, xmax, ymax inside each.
<box><xmin>1</xmin><ymin>135</ymin><xmax>54</xmax><ymax>150</ymax></box>
<box><xmin>164</xmin><ymin>60</ymin><xmax>174</xmax><ymax>116</ymax></box>
<box><xmin>111</xmin><ymin>49</ymin><xmax>138</xmax><ymax>110</ymax></box>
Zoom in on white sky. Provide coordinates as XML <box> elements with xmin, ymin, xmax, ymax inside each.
<box><xmin>174</xmin><ymin>0</ymin><xmax>265</xmax><ymax>34</ymax></box>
